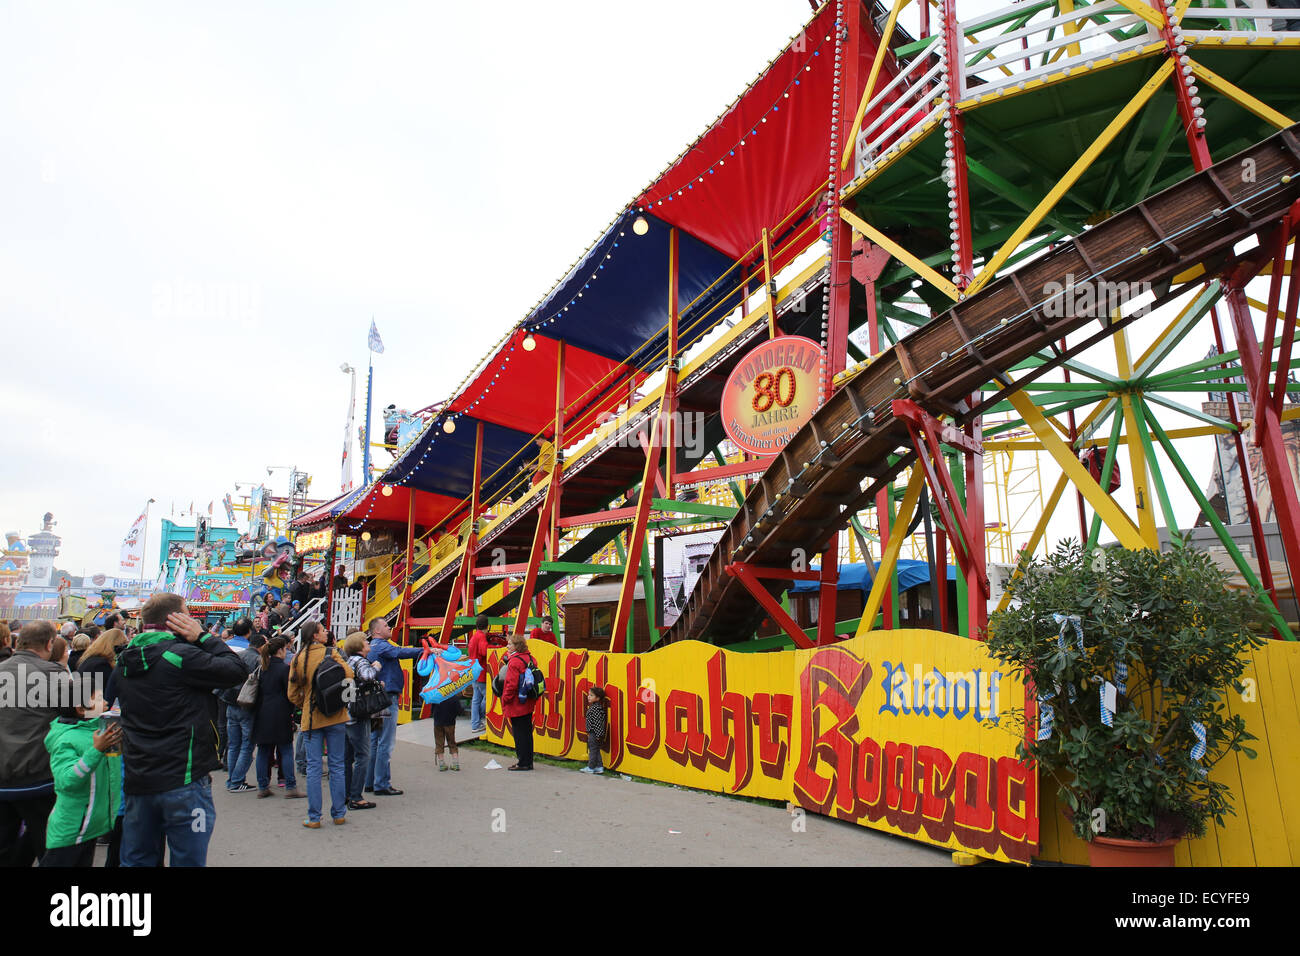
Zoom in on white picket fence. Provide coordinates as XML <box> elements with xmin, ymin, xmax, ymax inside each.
<box><xmin>331</xmin><ymin>587</ymin><xmax>363</xmax><ymax>642</ymax></box>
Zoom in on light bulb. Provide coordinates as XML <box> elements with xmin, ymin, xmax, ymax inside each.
<box><xmin>522</xmin><ymin>334</ymin><xmax>537</xmax><ymax>351</ymax></box>
<box><xmin>361</xmin><ymin>532</ymin><xmax>371</xmax><ymax>542</ymax></box>
<box><xmin>632</xmin><ymin>216</ymin><xmax>650</xmax><ymax>236</ymax></box>
<box><xmin>381</xmin><ymin>485</ymin><xmax>393</xmax><ymax>497</ymax></box>
<box><xmin>443</xmin><ymin>419</ymin><xmax>456</xmax><ymax>434</ymax></box>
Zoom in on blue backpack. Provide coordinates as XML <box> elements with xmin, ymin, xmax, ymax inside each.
<box><xmin>516</xmin><ymin>654</ymin><xmax>545</xmax><ymax>702</ymax></box>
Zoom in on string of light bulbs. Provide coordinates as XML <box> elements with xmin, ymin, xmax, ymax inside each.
<box><xmin>635</xmin><ymin>32</ymin><xmax>833</xmax><ymax>212</ymax></box>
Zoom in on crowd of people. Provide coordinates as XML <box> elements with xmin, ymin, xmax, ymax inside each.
<box><xmin>0</xmin><ymin>595</ymin><xmax>606</xmax><ymax>867</ymax></box>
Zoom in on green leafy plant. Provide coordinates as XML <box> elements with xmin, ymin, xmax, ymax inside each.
<box><xmin>985</xmin><ymin>540</ymin><xmax>1266</xmax><ymax>844</ymax></box>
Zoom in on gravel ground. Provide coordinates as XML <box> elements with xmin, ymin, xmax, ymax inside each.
<box><xmin>186</xmin><ymin>719</ymin><xmax>951</xmax><ymax>867</ymax></box>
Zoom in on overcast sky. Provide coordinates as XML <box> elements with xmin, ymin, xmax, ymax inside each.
<box><xmin>2</xmin><ymin>0</ymin><xmax>833</xmax><ymax>576</ymax></box>
<box><xmin>1</xmin><ymin>1</ymin><xmax>1281</xmax><ymax>582</ymax></box>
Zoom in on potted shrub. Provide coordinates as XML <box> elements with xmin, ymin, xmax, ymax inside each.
<box><xmin>985</xmin><ymin>541</ymin><xmax>1266</xmax><ymax>866</ymax></box>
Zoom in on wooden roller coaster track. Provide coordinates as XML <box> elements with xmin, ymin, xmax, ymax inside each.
<box><xmin>663</xmin><ymin>125</ymin><xmax>1300</xmax><ymax>645</ymax></box>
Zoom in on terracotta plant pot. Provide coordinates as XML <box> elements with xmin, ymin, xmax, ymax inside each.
<box><xmin>1088</xmin><ymin>835</ymin><xmax>1180</xmax><ymax>867</ymax></box>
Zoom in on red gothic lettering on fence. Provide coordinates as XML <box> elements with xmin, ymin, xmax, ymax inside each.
<box><xmin>916</xmin><ymin>745</ymin><xmax>957</xmax><ymax>844</ymax></box>
<box><xmin>792</xmin><ymin>645</ymin><xmax>873</xmax><ymax>814</ymax></box>
<box><xmin>953</xmin><ymin>752</ymin><xmax>994</xmax><ymax>833</ymax></box>
<box><xmin>623</xmin><ymin>656</ymin><xmax>661</xmax><ymax>759</ymax></box>
<box><xmin>663</xmin><ymin>689</ymin><xmax>709</xmax><ymax>770</ymax></box>
<box><xmin>854</xmin><ymin>735</ymin><xmax>883</xmax><ymax>814</ymax></box>
<box><xmin>883</xmin><ymin>741</ymin><xmax>919</xmax><ymax>821</ymax></box>
<box><xmin>753</xmin><ymin>692</ymin><xmax>793</xmax><ymax>779</ymax></box>
<box><xmin>995</xmin><ymin>755</ymin><xmax>1038</xmax><ymax>848</ymax></box>
<box><xmin>705</xmin><ymin>650</ymin><xmax>755</xmax><ymax>792</ymax></box>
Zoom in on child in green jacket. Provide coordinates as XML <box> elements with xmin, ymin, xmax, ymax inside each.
<box><xmin>41</xmin><ymin>693</ymin><xmax>123</xmax><ymax>867</ymax></box>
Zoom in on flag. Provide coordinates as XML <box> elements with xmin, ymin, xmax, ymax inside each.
<box><xmin>118</xmin><ymin>509</ymin><xmax>148</xmax><ymax>576</ymax></box>
<box><xmin>222</xmin><ymin>494</ymin><xmax>236</xmax><ymax>525</ymax></box>
<box><xmin>368</xmin><ymin>318</ymin><xmax>384</xmax><ymax>354</ymax></box>
<box><xmin>207</xmin><ymin>501</ymin><xmax>213</xmax><ymax>516</ymax></box>
<box><xmin>153</xmin><ymin>562</ymin><xmax>169</xmax><ymax>595</ymax></box>
<box><xmin>172</xmin><ymin>556</ymin><xmax>188</xmax><ymax>596</ymax></box>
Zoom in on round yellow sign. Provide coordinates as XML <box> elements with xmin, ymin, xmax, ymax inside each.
<box><xmin>721</xmin><ymin>336</ymin><xmax>825</xmax><ymax>456</ymax></box>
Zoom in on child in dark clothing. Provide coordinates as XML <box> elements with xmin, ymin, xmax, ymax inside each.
<box><xmin>581</xmin><ymin>686</ymin><xmax>609</xmax><ymax>775</ymax></box>
<box><xmin>433</xmin><ymin>695</ymin><xmax>460</xmax><ymax>772</ymax></box>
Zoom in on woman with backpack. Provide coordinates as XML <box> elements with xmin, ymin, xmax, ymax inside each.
<box><xmin>252</xmin><ymin>636</ymin><xmax>302</xmax><ymax>799</ymax></box>
<box><xmin>500</xmin><ymin>633</ymin><xmax>538</xmax><ymax>772</ymax></box>
<box><xmin>340</xmin><ymin>631</ymin><xmax>379</xmax><ymax>810</ymax></box>
<box><xmin>287</xmin><ymin>621</ymin><xmax>354</xmax><ymax>827</ymax></box>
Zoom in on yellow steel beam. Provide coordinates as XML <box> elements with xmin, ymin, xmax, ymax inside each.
<box><xmin>1114</xmin><ymin>328</ymin><xmax>1160</xmax><ymax>546</ymax></box>
<box><xmin>1190</xmin><ymin>59</ymin><xmax>1296</xmax><ymax>130</ymax></box>
<box><xmin>842</xmin><ymin>0</ymin><xmax>911</xmax><ymax>171</ymax></box>
<box><xmin>855</xmin><ymin>467</ymin><xmax>925</xmax><ymax>638</ymax></box>
<box><xmin>1005</xmin><ymin>388</ymin><xmax>1146</xmax><ymax>548</ymax></box>
<box><xmin>841</xmin><ymin>206</ymin><xmax>961</xmax><ymax>301</ymax></box>
<box><xmin>1174</xmin><ymin>0</ymin><xmax>1194</xmax><ymax>19</ymax></box>
<box><xmin>965</xmin><ymin>59</ymin><xmax>1174</xmax><ymax>297</ymax></box>
<box><xmin>1110</xmin><ymin>0</ymin><xmax>1167</xmax><ymax>27</ymax></box>
<box><xmin>994</xmin><ymin>473</ymin><xmax>1069</xmax><ymax>614</ymax></box>
<box><xmin>1060</xmin><ymin>0</ymin><xmax>1082</xmax><ymax>59</ymax></box>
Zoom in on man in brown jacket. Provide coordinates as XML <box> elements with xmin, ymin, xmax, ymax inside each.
<box><xmin>288</xmin><ymin>622</ymin><xmax>353</xmax><ymax>828</ymax></box>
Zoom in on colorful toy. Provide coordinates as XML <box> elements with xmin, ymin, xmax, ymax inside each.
<box><xmin>415</xmin><ymin>638</ymin><xmax>481</xmax><ymax>705</ymax></box>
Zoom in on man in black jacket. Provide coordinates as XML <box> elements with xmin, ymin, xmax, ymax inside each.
<box><xmin>114</xmin><ymin>592</ymin><xmax>248</xmax><ymax>867</ymax></box>
<box><xmin>0</xmin><ymin>621</ymin><xmax>70</xmax><ymax>866</ymax></box>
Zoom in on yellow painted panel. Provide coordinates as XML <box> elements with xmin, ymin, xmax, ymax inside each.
<box><xmin>484</xmin><ymin>629</ymin><xmax>1032</xmax><ymax>862</ymax></box>
<box><xmin>1227</xmin><ymin>652</ymin><xmax>1289</xmax><ymax>865</ymax></box>
<box><xmin>1032</xmin><ymin>640</ymin><xmax>1300</xmax><ymax>867</ymax></box>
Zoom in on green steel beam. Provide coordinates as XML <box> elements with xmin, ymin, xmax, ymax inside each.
<box><xmin>1146</xmin><ymin>412</ymin><xmax>1295</xmax><ymax>638</ymax></box>
<box><xmin>650</xmin><ymin>498</ymin><xmax>738</xmax><ymax>519</ymax></box>
<box><xmin>1131</xmin><ymin>395</ymin><xmax>1184</xmax><ymax>545</ymax></box>
<box><xmin>540</xmin><ymin>561</ymin><xmax>625</xmax><ymax>575</ymax></box>
<box><xmin>1086</xmin><ymin>412</ymin><xmax>1126</xmax><ymax>550</ymax></box>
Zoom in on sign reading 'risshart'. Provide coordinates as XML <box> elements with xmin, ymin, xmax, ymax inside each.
<box><xmin>721</xmin><ymin>335</ymin><xmax>824</xmax><ymax>456</ymax></box>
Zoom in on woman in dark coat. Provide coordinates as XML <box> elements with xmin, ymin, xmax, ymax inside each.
<box><xmin>252</xmin><ymin>637</ymin><xmax>303</xmax><ymax>799</ymax></box>
<box><xmin>78</xmin><ymin>628</ymin><xmax>127</xmax><ymax>707</ymax></box>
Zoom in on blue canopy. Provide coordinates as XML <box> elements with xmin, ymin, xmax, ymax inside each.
<box><xmin>788</xmin><ymin>560</ymin><xmax>957</xmax><ymax>595</ymax></box>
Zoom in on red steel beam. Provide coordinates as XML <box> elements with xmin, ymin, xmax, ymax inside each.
<box><xmin>816</xmin><ymin>533</ymin><xmax>840</xmax><ymax>645</ymax></box>
<box><xmin>557</xmin><ymin>506</ymin><xmax>636</xmax><ymax>529</ymax></box>
<box><xmin>1272</xmin><ymin>237</ymin><xmax>1300</xmax><ymax>414</ymax></box>
<box><xmin>1224</xmin><ymin>281</ymin><xmax>1300</xmax><ymax>604</ymax></box>
<box><xmin>512</xmin><ymin>472</ymin><xmax>561</xmax><ymax>638</ymax></box>
<box><xmin>675</xmin><ymin>459</ymin><xmax>767</xmax><ymax>486</ymax></box>
<box><xmin>964</xmin><ymin>407</ymin><xmax>988</xmax><ymax>636</ymax></box>
<box><xmin>726</xmin><ymin>563</ymin><xmax>815</xmax><ymax>649</ymax></box>
<box><xmin>609</xmin><ymin>408</ymin><xmax>669</xmax><ymax>650</ymax></box>
<box><xmin>1210</xmin><ymin>302</ymin><xmax>1278</xmax><ymax>611</ymax></box>
<box><xmin>739</xmin><ymin>565</ymin><xmax>821</xmax><ymax>582</ymax></box>
<box><xmin>473</xmin><ymin>563</ymin><xmax>530</xmax><ymax>578</ymax></box>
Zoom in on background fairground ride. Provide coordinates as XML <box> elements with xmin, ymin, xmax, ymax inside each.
<box><xmin>290</xmin><ymin>0</ymin><xmax>1300</xmax><ymax>865</ymax></box>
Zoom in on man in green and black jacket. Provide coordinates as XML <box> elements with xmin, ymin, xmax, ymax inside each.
<box><xmin>114</xmin><ymin>592</ymin><xmax>248</xmax><ymax>867</ymax></box>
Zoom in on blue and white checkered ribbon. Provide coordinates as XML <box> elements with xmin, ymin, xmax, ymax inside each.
<box><xmin>1053</xmin><ymin>613</ymin><xmax>1085</xmax><ymax>652</ymax></box>
<box><xmin>1037</xmin><ymin>696</ymin><xmax>1055</xmax><ymax>741</ymax></box>
<box><xmin>1099</xmin><ymin>685</ymin><xmax>1114</xmax><ymax>727</ymax></box>
<box><xmin>1113</xmin><ymin>639</ymin><xmax>1128</xmax><ymax>696</ymax></box>
<box><xmin>1191</xmin><ymin>721</ymin><xmax>1208</xmax><ymax>776</ymax></box>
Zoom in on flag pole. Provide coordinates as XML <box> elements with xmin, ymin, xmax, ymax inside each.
<box><xmin>363</xmin><ymin>352</ymin><xmax>374</xmax><ymax>484</ymax></box>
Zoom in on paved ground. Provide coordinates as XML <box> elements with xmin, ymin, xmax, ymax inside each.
<box><xmin>101</xmin><ymin>717</ymin><xmax>947</xmax><ymax>867</ymax></box>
